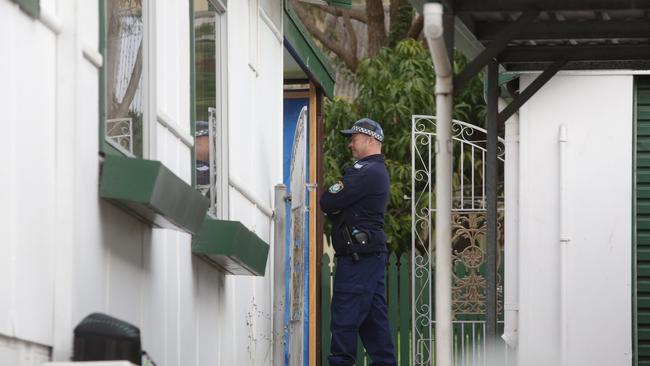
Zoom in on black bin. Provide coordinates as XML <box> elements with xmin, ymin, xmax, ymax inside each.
<box><xmin>73</xmin><ymin>313</ymin><xmax>141</xmax><ymax>365</ymax></box>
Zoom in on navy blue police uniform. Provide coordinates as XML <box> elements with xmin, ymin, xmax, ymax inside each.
<box><xmin>320</xmin><ymin>118</ymin><xmax>397</xmax><ymax>366</ymax></box>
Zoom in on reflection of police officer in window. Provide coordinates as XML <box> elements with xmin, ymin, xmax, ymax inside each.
<box><xmin>320</xmin><ymin>118</ymin><xmax>397</xmax><ymax>366</ymax></box>
<box><xmin>195</xmin><ymin>120</ymin><xmax>210</xmax><ymax>187</ymax></box>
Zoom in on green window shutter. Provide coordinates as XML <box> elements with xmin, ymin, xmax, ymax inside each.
<box><xmin>636</xmin><ymin>77</ymin><xmax>650</xmax><ymax>364</ymax></box>
<box><xmin>11</xmin><ymin>0</ymin><xmax>39</xmax><ymax>17</ymax></box>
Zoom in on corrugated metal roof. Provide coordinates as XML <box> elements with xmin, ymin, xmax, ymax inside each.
<box><xmin>412</xmin><ymin>0</ymin><xmax>650</xmax><ymax>70</ymax></box>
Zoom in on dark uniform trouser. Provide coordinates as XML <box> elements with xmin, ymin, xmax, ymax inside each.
<box><xmin>329</xmin><ymin>252</ymin><xmax>397</xmax><ymax>366</ymax></box>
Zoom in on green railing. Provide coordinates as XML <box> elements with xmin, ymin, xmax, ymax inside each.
<box><xmin>321</xmin><ymin>252</ymin><xmax>412</xmax><ymax>366</ymax></box>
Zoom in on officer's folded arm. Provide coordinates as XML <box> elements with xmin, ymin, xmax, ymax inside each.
<box><xmin>319</xmin><ymin>172</ymin><xmax>367</xmax><ymax>214</ymax></box>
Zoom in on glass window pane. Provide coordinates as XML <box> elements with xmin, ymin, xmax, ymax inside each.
<box><xmin>194</xmin><ymin>0</ymin><xmax>218</xmax><ymax>200</ymax></box>
<box><xmin>105</xmin><ymin>0</ymin><xmax>144</xmax><ymax>157</ymax></box>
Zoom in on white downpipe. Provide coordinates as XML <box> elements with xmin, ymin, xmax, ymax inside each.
<box><xmin>424</xmin><ymin>4</ymin><xmax>453</xmax><ymax>366</ymax></box>
<box><xmin>559</xmin><ymin>125</ymin><xmax>570</xmax><ymax>366</ymax></box>
<box><xmin>501</xmin><ymin>99</ymin><xmax>520</xmax><ymax>350</ymax></box>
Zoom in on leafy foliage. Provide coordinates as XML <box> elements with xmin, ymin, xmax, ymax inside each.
<box><xmin>323</xmin><ymin>39</ymin><xmax>485</xmax><ymax>253</ymax></box>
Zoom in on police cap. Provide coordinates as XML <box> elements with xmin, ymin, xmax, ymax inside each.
<box><xmin>340</xmin><ymin>118</ymin><xmax>384</xmax><ymax>142</ymax></box>
<box><xmin>195</xmin><ymin>120</ymin><xmax>209</xmax><ymax>137</ymax></box>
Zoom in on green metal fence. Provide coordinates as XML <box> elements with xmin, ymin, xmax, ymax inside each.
<box><xmin>321</xmin><ymin>252</ymin><xmax>412</xmax><ymax>366</ymax></box>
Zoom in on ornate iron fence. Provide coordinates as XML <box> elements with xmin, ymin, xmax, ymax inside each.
<box><xmin>412</xmin><ymin>115</ymin><xmax>506</xmax><ymax>366</ymax></box>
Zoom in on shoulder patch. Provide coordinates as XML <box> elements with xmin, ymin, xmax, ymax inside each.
<box><xmin>328</xmin><ymin>181</ymin><xmax>344</xmax><ymax>194</ymax></box>
<box><xmin>354</xmin><ymin>162</ymin><xmax>366</xmax><ymax>169</ymax></box>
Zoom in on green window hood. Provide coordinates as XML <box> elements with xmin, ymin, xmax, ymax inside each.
<box><xmin>192</xmin><ymin>217</ymin><xmax>270</xmax><ymax>276</ymax></box>
<box><xmin>99</xmin><ymin>155</ymin><xmax>209</xmax><ymax>235</ymax></box>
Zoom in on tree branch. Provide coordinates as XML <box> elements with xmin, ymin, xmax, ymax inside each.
<box><xmin>110</xmin><ymin>41</ymin><xmax>143</xmax><ymax>119</ymax></box>
<box><xmin>314</xmin><ymin>4</ymin><xmax>367</xmax><ymax>23</ymax></box>
<box><xmin>388</xmin><ymin>0</ymin><xmax>414</xmax><ymax>47</ymax></box>
<box><xmin>342</xmin><ymin>11</ymin><xmax>358</xmax><ymax>63</ymax></box>
<box><xmin>290</xmin><ymin>0</ymin><xmax>359</xmax><ymax>71</ymax></box>
<box><xmin>407</xmin><ymin>13</ymin><xmax>424</xmax><ymax>40</ymax></box>
<box><xmin>389</xmin><ymin>0</ymin><xmax>408</xmax><ymax>35</ymax></box>
<box><xmin>366</xmin><ymin>0</ymin><xmax>387</xmax><ymax>57</ymax></box>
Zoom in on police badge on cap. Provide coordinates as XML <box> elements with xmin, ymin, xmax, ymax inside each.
<box><xmin>340</xmin><ymin>118</ymin><xmax>384</xmax><ymax>142</ymax></box>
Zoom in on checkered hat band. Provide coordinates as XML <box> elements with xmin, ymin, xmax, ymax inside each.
<box><xmin>352</xmin><ymin>126</ymin><xmax>383</xmax><ymax>142</ymax></box>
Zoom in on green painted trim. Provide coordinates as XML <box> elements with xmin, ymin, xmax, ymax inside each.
<box><xmin>11</xmin><ymin>0</ymin><xmax>39</xmax><ymax>18</ymax></box>
<box><xmin>634</xmin><ymin>76</ymin><xmax>639</xmax><ymax>366</ymax></box>
<box><xmin>99</xmin><ymin>0</ymin><xmax>106</xmax><ymax>154</ymax></box>
<box><xmin>192</xmin><ymin>217</ymin><xmax>270</xmax><ymax>276</ymax></box>
<box><xmin>326</xmin><ymin>0</ymin><xmax>351</xmax><ymax>8</ymax></box>
<box><xmin>189</xmin><ymin>0</ymin><xmax>196</xmax><ymax>187</ymax></box>
<box><xmin>100</xmin><ymin>155</ymin><xmax>209</xmax><ymax>234</ymax></box>
<box><xmin>284</xmin><ymin>4</ymin><xmax>335</xmax><ymax>98</ymax></box>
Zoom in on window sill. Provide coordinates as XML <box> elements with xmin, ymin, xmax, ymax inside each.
<box><xmin>99</xmin><ymin>155</ymin><xmax>209</xmax><ymax>234</ymax></box>
<box><xmin>192</xmin><ymin>217</ymin><xmax>270</xmax><ymax>276</ymax></box>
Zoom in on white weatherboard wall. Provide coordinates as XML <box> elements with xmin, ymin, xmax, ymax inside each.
<box><xmin>517</xmin><ymin>74</ymin><xmax>632</xmax><ymax>365</ymax></box>
<box><xmin>218</xmin><ymin>1</ymin><xmax>283</xmax><ymax>365</ymax></box>
<box><xmin>0</xmin><ymin>0</ymin><xmax>283</xmax><ymax>365</ymax></box>
<box><xmin>0</xmin><ymin>0</ymin><xmax>58</xmax><ymax>355</ymax></box>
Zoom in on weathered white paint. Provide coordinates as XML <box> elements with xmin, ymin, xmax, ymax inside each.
<box><xmin>0</xmin><ymin>335</ymin><xmax>50</xmax><ymax>366</ymax></box>
<box><xmin>517</xmin><ymin>74</ymin><xmax>632</xmax><ymax>366</ymax></box>
<box><xmin>1</xmin><ymin>0</ymin><xmax>284</xmax><ymax>364</ymax></box>
<box><xmin>215</xmin><ymin>3</ymin><xmax>283</xmax><ymax>365</ymax></box>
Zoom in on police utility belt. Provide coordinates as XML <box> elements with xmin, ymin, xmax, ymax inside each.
<box><xmin>341</xmin><ymin>225</ymin><xmax>369</xmax><ymax>263</ymax></box>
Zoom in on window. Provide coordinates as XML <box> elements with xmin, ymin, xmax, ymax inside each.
<box><xmin>194</xmin><ymin>0</ymin><xmax>229</xmax><ymax>218</ymax></box>
<box><xmin>103</xmin><ymin>0</ymin><xmax>146</xmax><ymax>157</ymax></box>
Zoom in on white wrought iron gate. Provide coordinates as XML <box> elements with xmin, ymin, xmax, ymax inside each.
<box><xmin>288</xmin><ymin>107</ymin><xmax>308</xmax><ymax>366</ymax></box>
<box><xmin>411</xmin><ymin>115</ymin><xmax>506</xmax><ymax>366</ymax></box>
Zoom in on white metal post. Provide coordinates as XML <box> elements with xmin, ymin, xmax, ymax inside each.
<box><xmin>434</xmin><ymin>87</ymin><xmax>454</xmax><ymax>366</ymax></box>
<box><xmin>424</xmin><ymin>4</ymin><xmax>454</xmax><ymax>366</ymax></box>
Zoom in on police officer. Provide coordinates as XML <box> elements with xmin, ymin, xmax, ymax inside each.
<box><xmin>320</xmin><ymin>118</ymin><xmax>397</xmax><ymax>366</ymax></box>
<box><xmin>195</xmin><ymin>120</ymin><xmax>210</xmax><ymax>186</ymax></box>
